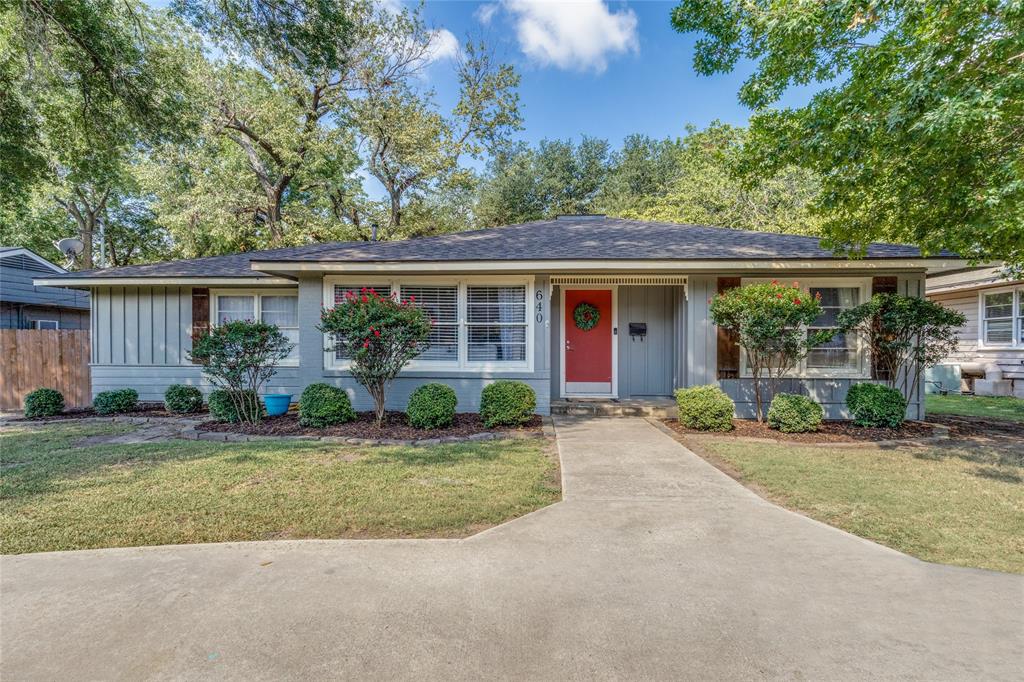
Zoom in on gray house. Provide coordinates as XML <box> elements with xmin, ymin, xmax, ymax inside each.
<box><xmin>35</xmin><ymin>216</ymin><xmax>967</xmax><ymax>418</ymax></box>
<box><xmin>1</xmin><ymin>247</ymin><xmax>89</xmax><ymax>330</ymax></box>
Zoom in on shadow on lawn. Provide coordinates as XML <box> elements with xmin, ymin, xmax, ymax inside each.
<box><xmin>912</xmin><ymin>437</ymin><xmax>1024</xmax><ymax>483</ymax></box>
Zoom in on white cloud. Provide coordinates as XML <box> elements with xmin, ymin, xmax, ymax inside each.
<box><xmin>475</xmin><ymin>2</ymin><xmax>500</xmax><ymax>25</ymax></box>
<box><xmin>502</xmin><ymin>0</ymin><xmax>639</xmax><ymax>73</ymax></box>
<box><xmin>425</xmin><ymin>28</ymin><xmax>460</xmax><ymax>63</ymax></box>
<box><xmin>376</xmin><ymin>0</ymin><xmax>404</xmax><ymax>15</ymax></box>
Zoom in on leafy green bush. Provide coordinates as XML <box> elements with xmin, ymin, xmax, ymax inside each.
<box><xmin>407</xmin><ymin>383</ymin><xmax>457</xmax><ymax>429</ymax></box>
<box><xmin>299</xmin><ymin>383</ymin><xmax>355</xmax><ymax>428</ymax></box>
<box><xmin>675</xmin><ymin>385</ymin><xmax>734</xmax><ymax>431</ymax></box>
<box><xmin>188</xmin><ymin>319</ymin><xmax>293</xmax><ymax>424</ymax></box>
<box><xmin>24</xmin><ymin>388</ymin><xmax>64</xmax><ymax>418</ymax></box>
<box><xmin>208</xmin><ymin>389</ymin><xmax>260</xmax><ymax>423</ymax></box>
<box><xmin>846</xmin><ymin>383</ymin><xmax>907</xmax><ymax>428</ymax></box>
<box><xmin>93</xmin><ymin>388</ymin><xmax>138</xmax><ymax>415</ymax></box>
<box><xmin>479</xmin><ymin>381</ymin><xmax>536</xmax><ymax>428</ymax></box>
<box><xmin>164</xmin><ymin>384</ymin><xmax>203</xmax><ymax>414</ymax></box>
<box><xmin>767</xmin><ymin>393</ymin><xmax>824</xmax><ymax>433</ymax></box>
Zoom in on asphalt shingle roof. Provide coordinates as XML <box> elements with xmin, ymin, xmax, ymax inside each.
<box><xmin>41</xmin><ymin>217</ymin><xmax>954</xmax><ymax>280</ymax></box>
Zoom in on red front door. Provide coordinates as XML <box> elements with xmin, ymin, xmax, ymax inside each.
<box><xmin>564</xmin><ymin>289</ymin><xmax>613</xmax><ymax>395</ymax></box>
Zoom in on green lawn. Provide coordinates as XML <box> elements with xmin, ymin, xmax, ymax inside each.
<box><xmin>691</xmin><ymin>437</ymin><xmax>1024</xmax><ymax>574</ymax></box>
<box><xmin>926</xmin><ymin>394</ymin><xmax>1024</xmax><ymax>422</ymax></box>
<box><xmin>0</xmin><ymin>423</ymin><xmax>560</xmax><ymax>554</ymax></box>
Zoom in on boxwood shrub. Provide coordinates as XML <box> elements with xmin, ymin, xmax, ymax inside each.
<box><xmin>299</xmin><ymin>383</ymin><xmax>355</xmax><ymax>427</ymax></box>
<box><xmin>675</xmin><ymin>385</ymin><xmax>734</xmax><ymax>431</ymax></box>
<box><xmin>846</xmin><ymin>383</ymin><xmax>907</xmax><ymax>428</ymax></box>
<box><xmin>93</xmin><ymin>388</ymin><xmax>138</xmax><ymax>415</ymax></box>
<box><xmin>24</xmin><ymin>387</ymin><xmax>64</xmax><ymax>418</ymax></box>
<box><xmin>164</xmin><ymin>384</ymin><xmax>204</xmax><ymax>414</ymax></box>
<box><xmin>480</xmin><ymin>381</ymin><xmax>536</xmax><ymax>428</ymax></box>
<box><xmin>208</xmin><ymin>389</ymin><xmax>260</xmax><ymax>423</ymax></box>
<box><xmin>407</xmin><ymin>383</ymin><xmax>458</xmax><ymax>429</ymax></box>
<box><xmin>767</xmin><ymin>393</ymin><xmax>824</xmax><ymax>433</ymax></box>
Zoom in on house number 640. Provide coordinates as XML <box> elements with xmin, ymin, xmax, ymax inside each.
<box><xmin>535</xmin><ymin>289</ymin><xmax>544</xmax><ymax>323</ymax></box>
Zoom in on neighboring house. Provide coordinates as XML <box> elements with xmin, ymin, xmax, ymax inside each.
<box><xmin>926</xmin><ymin>266</ymin><xmax>1024</xmax><ymax>398</ymax></box>
<box><xmin>0</xmin><ymin>247</ymin><xmax>90</xmax><ymax>330</ymax></box>
<box><xmin>35</xmin><ymin>216</ymin><xmax>968</xmax><ymax>418</ymax></box>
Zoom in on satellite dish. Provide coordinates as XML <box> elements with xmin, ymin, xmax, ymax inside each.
<box><xmin>54</xmin><ymin>238</ymin><xmax>85</xmax><ymax>267</ymax></box>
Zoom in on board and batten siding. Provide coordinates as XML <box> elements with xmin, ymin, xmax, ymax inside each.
<box><xmin>928</xmin><ymin>287</ymin><xmax>1024</xmax><ymax>382</ymax></box>
<box><xmin>89</xmin><ymin>286</ymin><xmax>300</xmax><ymax>401</ymax></box>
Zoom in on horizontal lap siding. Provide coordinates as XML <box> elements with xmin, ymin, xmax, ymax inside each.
<box><xmin>719</xmin><ymin>378</ymin><xmax>921</xmax><ymax>420</ymax></box>
<box><xmin>91</xmin><ymin>366</ymin><xmax>302</xmax><ymax>402</ymax></box>
<box><xmin>929</xmin><ymin>289</ymin><xmax>1024</xmax><ymax>380</ymax></box>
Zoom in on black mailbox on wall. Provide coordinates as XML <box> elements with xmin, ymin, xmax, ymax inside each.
<box><xmin>628</xmin><ymin>323</ymin><xmax>647</xmax><ymax>340</ymax></box>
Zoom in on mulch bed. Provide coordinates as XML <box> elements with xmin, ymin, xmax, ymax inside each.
<box><xmin>196</xmin><ymin>411</ymin><xmax>543</xmax><ymax>440</ymax></box>
<box><xmin>10</xmin><ymin>404</ymin><xmax>207</xmax><ymax>422</ymax></box>
<box><xmin>663</xmin><ymin>418</ymin><xmax>937</xmax><ymax>443</ymax></box>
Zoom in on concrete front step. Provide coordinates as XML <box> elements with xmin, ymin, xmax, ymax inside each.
<box><xmin>551</xmin><ymin>399</ymin><xmax>677</xmax><ymax>419</ymax></box>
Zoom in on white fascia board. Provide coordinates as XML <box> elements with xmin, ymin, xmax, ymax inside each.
<box><xmin>251</xmin><ymin>258</ymin><xmax>969</xmax><ymax>274</ymax></box>
<box><xmin>32</xmin><ymin>276</ymin><xmax>296</xmax><ymax>288</ymax></box>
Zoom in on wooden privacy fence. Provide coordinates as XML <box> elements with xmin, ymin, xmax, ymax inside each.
<box><xmin>0</xmin><ymin>330</ymin><xmax>91</xmax><ymax>410</ymax></box>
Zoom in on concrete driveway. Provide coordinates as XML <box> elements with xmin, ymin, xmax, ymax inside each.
<box><xmin>2</xmin><ymin>417</ymin><xmax>1022</xmax><ymax>680</ymax></box>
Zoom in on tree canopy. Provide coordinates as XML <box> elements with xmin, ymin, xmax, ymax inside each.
<box><xmin>671</xmin><ymin>0</ymin><xmax>1024</xmax><ymax>270</ymax></box>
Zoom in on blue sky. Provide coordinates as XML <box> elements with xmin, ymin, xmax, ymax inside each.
<box><xmin>414</xmin><ymin>0</ymin><xmax>821</xmax><ymax>146</ymax></box>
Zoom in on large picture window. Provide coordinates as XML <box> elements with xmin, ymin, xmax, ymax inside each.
<box><xmin>323</xmin><ymin>278</ymin><xmax>533</xmax><ymax>370</ymax></box>
<box><xmin>981</xmin><ymin>287</ymin><xmax>1023</xmax><ymax>347</ymax></box>
<box><xmin>212</xmin><ymin>291</ymin><xmax>299</xmax><ymax>364</ymax></box>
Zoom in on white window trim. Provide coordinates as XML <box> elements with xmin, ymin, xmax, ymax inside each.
<box><xmin>209</xmin><ymin>288</ymin><xmax>300</xmax><ymax>366</ymax></box>
<box><xmin>978</xmin><ymin>285</ymin><xmax>1023</xmax><ymax>348</ymax></box>
<box><xmin>738</xmin><ymin>277</ymin><xmax>872</xmax><ymax>379</ymax></box>
<box><xmin>322</xmin><ymin>275</ymin><xmax>535</xmax><ymax>373</ymax></box>
<box><xmin>33</xmin><ymin>319</ymin><xmax>60</xmax><ymax>330</ymax></box>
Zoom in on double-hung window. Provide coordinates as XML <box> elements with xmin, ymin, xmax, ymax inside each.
<box><xmin>212</xmin><ymin>291</ymin><xmax>299</xmax><ymax>364</ymax></box>
<box><xmin>466</xmin><ymin>285</ymin><xmax>528</xmax><ymax>363</ymax></box>
<box><xmin>401</xmin><ymin>285</ymin><xmax>458</xmax><ymax>363</ymax></box>
<box><xmin>805</xmin><ymin>286</ymin><xmax>861</xmax><ymax>372</ymax></box>
<box><xmin>981</xmin><ymin>287</ymin><xmax>1023</xmax><ymax>346</ymax></box>
<box><xmin>323</xmin><ymin>278</ymin><xmax>532</xmax><ymax>370</ymax></box>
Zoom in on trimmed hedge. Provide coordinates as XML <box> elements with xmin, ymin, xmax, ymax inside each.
<box><xmin>164</xmin><ymin>384</ymin><xmax>204</xmax><ymax>414</ymax></box>
<box><xmin>675</xmin><ymin>385</ymin><xmax>734</xmax><ymax>431</ymax></box>
<box><xmin>846</xmin><ymin>383</ymin><xmax>907</xmax><ymax>428</ymax></box>
<box><xmin>24</xmin><ymin>388</ymin><xmax>64</xmax><ymax>418</ymax></box>
<box><xmin>407</xmin><ymin>383</ymin><xmax>458</xmax><ymax>429</ymax></box>
<box><xmin>767</xmin><ymin>393</ymin><xmax>824</xmax><ymax>433</ymax></box>
<box><xmin>208</xmin><ymin>389</ymin><xmax>260</xmax><ymax>423</ymax></box>
<box><xmin>93</xmin><ymin>388</ymin><xmax>138</xmax><ymax>415</ymax></box>
<box><xmin>480</xmin><ymin>381</ymin><xmax>536</xmax><ymax>428</ymax></box>
<box><xmin>299</xmin><ymin>383</ymin><xmax>355</xmax><ymax>428</ymax></box>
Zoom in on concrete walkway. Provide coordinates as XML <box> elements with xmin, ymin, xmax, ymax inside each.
<box><xmin>2</xmin><ymin>417</ymin><xmax>1021</xmax><ymax>680</ymax></box>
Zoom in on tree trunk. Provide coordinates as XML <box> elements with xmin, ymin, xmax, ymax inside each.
<box><xmin>369</xmin><ymin>383</ymin><xmax>386</xmax><ymax>427</ymax></box>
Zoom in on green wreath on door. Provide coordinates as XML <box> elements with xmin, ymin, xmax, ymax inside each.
<box><xmin>573</xmin><ymin>302</ymin><xmax>600</xmax><ymax>331</ymax></box>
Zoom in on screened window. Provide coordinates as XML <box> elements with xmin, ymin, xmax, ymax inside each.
<box><xmin>806</xmin><ymin>287</ymin><xmax>860</xmax><ymax>370</ymax></box>
<box><xmin>331</xmin><ymin>284</ymin><xmax>392</xmax><ymax>360</ymax></box>
<box><xmin>214</xmin><ymin>293</ymin><xmax>299</xmax><ymax>363</ymax></box>
<box><xmin>466</xmin><ymin>285</ymin><xmax>527</xmax><ymax>363</ymax></box>
<box><xmin>402</xmin><ymin>285</ymin><xmax>458</xmax><ymax>362</ymax></box>
<box><xmin>983</xmin><ymin>291</ymin><xmax>1015</xmax><ymax>345</ymax></box>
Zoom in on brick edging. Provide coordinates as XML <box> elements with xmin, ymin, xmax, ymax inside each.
<box><xmin>646</xmin><ymin>418</ymin><xmax>951</xmax><ymax>448</ymax></box>
<box><xmin>179</xmin><ymin>416</ymin><xmax>556</xmax><ymax>447</ymax></box>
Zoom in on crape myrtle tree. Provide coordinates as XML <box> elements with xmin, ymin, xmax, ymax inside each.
<box><xmin>838</xmin><ymin>294</ymin><xmax>966</xmax><ymax>405</ymax></box>
<box><xmin>710</xmin><ymin>281</ymin><xmax>832</xmax><ymax>421</ymax></box>
<box><xmin>188</xmin><ymin>320</ymin><xmax>294</xmax><ymax>424</ymax></box>
<box><xmin>318</xmin><ymin>288</ymin><xmax>431</xmax><ymax>426</ymax></box>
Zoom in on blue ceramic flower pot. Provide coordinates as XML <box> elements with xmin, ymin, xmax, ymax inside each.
<box><xmin>263</xmin><ymin>393</ymin><xmax>292</xmax><ymax>417</ymax></box>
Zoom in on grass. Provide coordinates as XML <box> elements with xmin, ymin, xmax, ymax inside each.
<box><xmin>689</xmin><ymin>436</ymin><xmax>1024</xmax><ymax>574</ymax></box>
<box><xmin>926</xmin><ymin>394</ymin><xmax>1024</xmax><ymax>422</ymax></box>
<box><xmin>0</xmin><ymin>423</ymin><xmax>560</xmax><ymax>554</ymax></box>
